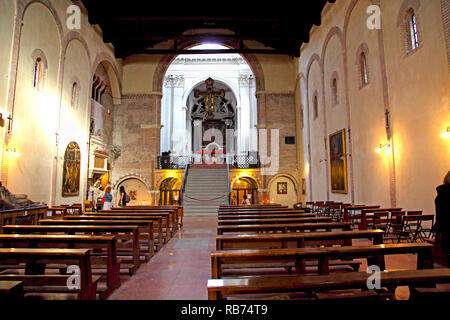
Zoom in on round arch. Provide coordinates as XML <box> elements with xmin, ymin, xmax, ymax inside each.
<box><xmin>62</xmin><ymin>32</ymin><xmax>92</xmax><ymax>69</ymax></box>
<box><xmin>159</xmin><ymin>177</ymin><xmax>181</xmax><ymax>205</ymax></box>
<box><xmin>267</xmin><ymin>173</ymin><xmax>299</xmax><ymax>207</ymax></box>
<box><xmin>91</xmin><ymin>53</ymin><xmax>122</xmax><ymax>105</ymax></box>
<box><xmin>18</xmin><ymin>0</ymin><xmax>64</xmax><ymax>44</ymax></box>
<box><xmin>268</xmin><ymin>173</ymin><xmax>299</xmax><ymax>191</ymax></box>
<box><xmin>231</xmin><ymin>176</ymin><xmax>259</xmax><ymax>205</ymax></box>
<box><xmin>112</xmin><ymin>174</ymin><xmax>151</xmax><ymax>191</ymax></box>
<box><xmin>152</xmin><ymin>41</ymin><xmax>265</xmax><ymax>94</ymax></box>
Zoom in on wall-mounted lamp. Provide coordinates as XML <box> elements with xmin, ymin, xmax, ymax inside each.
<box><xmin>441</xmin><ymin>127</ymin><xmax>450</xmax><ymax>139</ymax></box>
<box><xmin>5</xmin><ymin>148</ymin><xmax>20</xmax><ymax>157</ymax></box>
<box><xmin>376</xmin><ymin>143</ymin><xmax>391</xmax><ymax>154</ymax></box>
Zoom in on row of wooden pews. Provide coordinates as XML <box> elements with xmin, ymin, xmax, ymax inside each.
<box><xmin>0</xmin><ymin>205</ymin><xmax>183</xmax><ymax>300</ymax></box>
<box><xmin>207</xmin><ymin>204</ymin><xmax>450</xmax><ymax>301</ymax></box>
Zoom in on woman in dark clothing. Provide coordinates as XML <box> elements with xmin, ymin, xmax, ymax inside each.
<box><xmin>434</xmin><ymin>171</ymin><xmax>450</xmax><ymax>260</ymax></box>
<box><xmin>118</xmin><ymin>185</ymin><xmax>128</xmax><ymax>207</ymax></box>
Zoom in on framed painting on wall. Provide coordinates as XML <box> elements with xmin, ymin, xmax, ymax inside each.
<box><xmin>62</xmin><ymin>141</ymin><xmax>81</xmax><ymax>197</ymax></box>
<box><xmin>328</xmin><ymin>129</ymin><xmax>348</xmax><ymax>194</ymax></box>
<box><xmin>277</xmin><ymin>182</ymin><xmax>287</xmax><ymax>194</ymax></box>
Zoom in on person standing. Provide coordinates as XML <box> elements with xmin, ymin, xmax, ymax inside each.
<box><xmin>241</xmin><ymin>194</ymin><xmax>251</xmax><ymax>205</ymax></box>
<box><xmin>102</xmin><ymin>186</ymin><xmax>113</xmax><ymax>210</ymax></box>
<box><xmin>434</xmin><ymin>171</ymin><xmax>450</xmax><ymax>264</ymax></box>
<box><xmin>118</xmin><ymin>185</ymin><xmax>129</xmax><ymax>207</ymax></box>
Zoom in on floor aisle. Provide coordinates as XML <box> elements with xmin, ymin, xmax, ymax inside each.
<box><xmin>108</xmin><ymin>216</ymin><xmax>217</xmax><ymax>300</ymax></box>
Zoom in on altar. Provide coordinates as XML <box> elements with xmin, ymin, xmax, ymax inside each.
<box><xmin>195</xmin><ymin>149</ymin><xmax>226</xmax><ymax>164</ymax></box>
<box><xmin>190</xmin><ymin>78</ymin><xmax>235</xmax><ymax>164</ymax></box>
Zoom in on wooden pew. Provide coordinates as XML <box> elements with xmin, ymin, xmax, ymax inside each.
<box><xmin>112</xmin><ymin>206</ymin><xmax>183</xmax><ymax>228</ymax></box>
<box><xmin>219</xmin><ymin>208</ymin><xmax>298</xmax><ymax>214</ymax></box>
<box><xmin>220</xmin><ymin>204</ymin><xmax>283</xmax><ymax>209</ymax></box>
<box><xmin>0</xmin><ymin>281</ymin><xmax>24</xmax><ymax>300</ymax></box>
<box><xmin>2</xmin><ymin>225</ymin><xmax>140</xmax><ymax>275</ymax></box>
<box><xmin>218</xmin><ymin>213</ymin><xmax>316</xmax><ymax>220</ymax></box>
<box><xmin>216</xmin><ymin>229</ymin><xmax>385</xmax><ymax>250</ymax></box>
<box><xmin>217</xmin><ymin>221</ymin><xmax>350</xmax><ymax>235</ymax></box>
<box><xmin>101</xmin><ymin>209</ymin><xmax>176</xmax><ymax>237</ymax></box>
<box><xmin>210</xmin><ymin>243</ymin><xmax>434</xmax><ymax>279</ymax></box>
<box><xmin>216</xmin><ymin>230</ymin><xmax>385</xmax><ymax>275</ymax></box>
<box><xmin>0</xmin><ymin>248</ymin><xmax>99</xmax><ymax>300</ymax></box>
<box><xmin>218</xmin><ymin>210</ymin><xmax>307</xmax><ymax>216</ymax></box>
<box><xmin>218</xmin><ymin>217</ymin><xmax>331</xmax><ymax>226</ymax></box>
<box><xmin>108</xmin><ymin>207</ymin><xmax>179</xmax><ymax>230</ymax></box>
<box><xmin>90</xmin><ymin>211</ymin><xmax>171</xmax><ymax>244</ymax></box>
<box><xmin>207</xmin><ymin>268</ymin><xmax>450</xmax><ymax>300</ymax></box>
<box><xmin>38</xmin><ymin>219</ymin><xmax>154</xmax><ymax>261</ymax></box>
<box><xmin>0</xmin><ymin>234</ymin><xmax>120</xmax><ymax>299</ymax></box>
<box><xmin>219</xmin><ymin>206</ymin><xmax>287</xmax><ymax>210</ymax></box>
<box><xmin>65</xmin><ymin>215</ymin><xmax>164</xmax><ymax>251</ymax></box>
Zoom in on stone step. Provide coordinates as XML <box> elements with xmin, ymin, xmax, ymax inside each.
<box><xmin>183</xmin><ymin>167</ymin><xmax>228</xmax><ymax>216</ymax></box>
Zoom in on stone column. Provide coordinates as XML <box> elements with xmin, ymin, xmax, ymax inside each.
<box><xmin>170</xmin><ymin>76</ymin><xmax>185</xmax><ymax>155</ymax></box>
<box><xmin>192</xmin><ymin>119</ymin><xmax>203</xmax><ymax>163</ymax></box>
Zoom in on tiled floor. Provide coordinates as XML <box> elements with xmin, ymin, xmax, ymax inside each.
<box><xmin>108</xmin><ymin>216</ymin><xmax>217</xmax><ymax>300</ymax></box>
<box><xmin>108</xmin><ymin>216</ymin><xmax>446</xmax><ymax>300</ymax></box>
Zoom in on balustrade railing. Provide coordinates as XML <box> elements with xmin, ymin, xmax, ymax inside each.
<box><xmin>156</xmin><ymin>153</ymin><xmax>261</xmax><ymax>169</ymax></box>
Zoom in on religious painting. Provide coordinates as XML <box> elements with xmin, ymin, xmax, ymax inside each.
<box><xmin>129</xmin><ymin>190</ymin><xmax>137</xmax><ymax>201</ymax></box>
<box><xmin>329</xmin><ymin>129</ymin><xmax>348</xmax><ymax>194</ymax></box>
<box><xmin>62</xmin><ymin>142</ymin><xmax>81</xmax><ymax>197</ymax></box>
<box><xmin>277</xmin><ymin>182</ymin><xmax>288</xmax><ymax>194</ymax></box>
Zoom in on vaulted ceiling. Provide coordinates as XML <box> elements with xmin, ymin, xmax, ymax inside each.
<box><xmin>79</xmin><ymin>0</ymin><xmax>335</xmax><ymax>59</ymax></box>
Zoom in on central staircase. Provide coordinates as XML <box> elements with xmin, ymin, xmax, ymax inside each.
<box><xmin>182</xmin><ymin>166</ymin><xmax>229</xmax><ymax>216</ymax></box>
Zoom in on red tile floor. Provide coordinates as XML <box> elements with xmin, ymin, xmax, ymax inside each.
<box><xmin>109</xmin><ymin>216</ymin><xmax>217</xmax><ymax>300</ymax></box>
<box><xmin>108</xmin><ymin>216</ymin><xmax>448</xmax><ymax>300</ymax></box>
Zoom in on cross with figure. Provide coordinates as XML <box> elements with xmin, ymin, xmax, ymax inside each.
<box><xmin>194</xmin><ymin>78</ymin><xmax>225</xmax><ymax>120</ymax></box>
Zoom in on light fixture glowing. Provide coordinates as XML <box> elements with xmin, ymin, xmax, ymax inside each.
<box><xmin>442</xmin><ymin>127</ymin><xmax>450</xmax><ymax>139</ymax></box>
<box><xmin>6</xmin><ymin>148</ymin><xmax>20</xmax><ymax>157</ymax></box>
<box><xmin>376</xmin><ymin>143</ymin><xmax>391</xmax><ymax>154</ymax></box>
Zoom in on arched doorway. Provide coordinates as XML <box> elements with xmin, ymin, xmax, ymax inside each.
<box><xmin>116</xmin><ymin>178</ymin><xmax>150</xmax><ymax>205</ymax></box>
<box><xmin>159</xmin><ymin>178</ymin><xmax>181</xmax><ymax>205</ymax></box>
<box><xmin>269</xmin><ymin>175</ymin><xmax>298</xmax><ymax>207</ymax></box>
<box><xmin>231</xmin><ymin>177</ymin><xmax>258</xmax><ymax>205</ymax></box>
<box><xmin>159</xmin><ymin>44</ymin><xmax>258</xmax><ymax>162</ymax></box>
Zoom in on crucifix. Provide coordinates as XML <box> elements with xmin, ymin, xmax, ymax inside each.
<box><xmin>194</xmin><ymin>77</ymin><xmax>225</xmax><ymax>120</ymax></box>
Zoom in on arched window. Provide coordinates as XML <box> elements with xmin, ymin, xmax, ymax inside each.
<box><xmin>332</xmin><ymin>77</ymin><xmax>338</xmax><ymax>106</ymax></box>
<box><xmin>33</xmin><ymin>58</ymin><xmax>44</xmax><ymax>91</ymax></box>
<box><xmin>71</xmin><ymin>82</ymin><xmax>80</xmax><ymax>109</ymax></box>
<box><xmin>31</xmin><ymin>49</ymin><xmax>48</xmax><ymax>92</ymax></box>
<box><xmin>313</xmin><ymin>95</ymin><xmax>319</xmax><ymax>120</ymax></box>
<box><xmin>359</xmin><ymin>52</ymin><xmax>369</xmax><ymax>87</ymax></box>
<box><xmin>407</xmin><ymin>9</ymin><xmax>419</xmax><ymax>51</ymax></box>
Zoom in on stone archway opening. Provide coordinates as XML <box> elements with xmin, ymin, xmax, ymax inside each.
<box><xmin>231</xmin><ymin>176</ymin><xmax>258</xmax><ymax>205</ymax></box>
<box><xmin>159</xmin><ymin>177</ymin><xmax>181</xmax><ymax>206</ymax></box>
<box><xmin>159</xmin><ymin>44</ymin><xmax>259</xmax><ymax>167</ymax></box>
